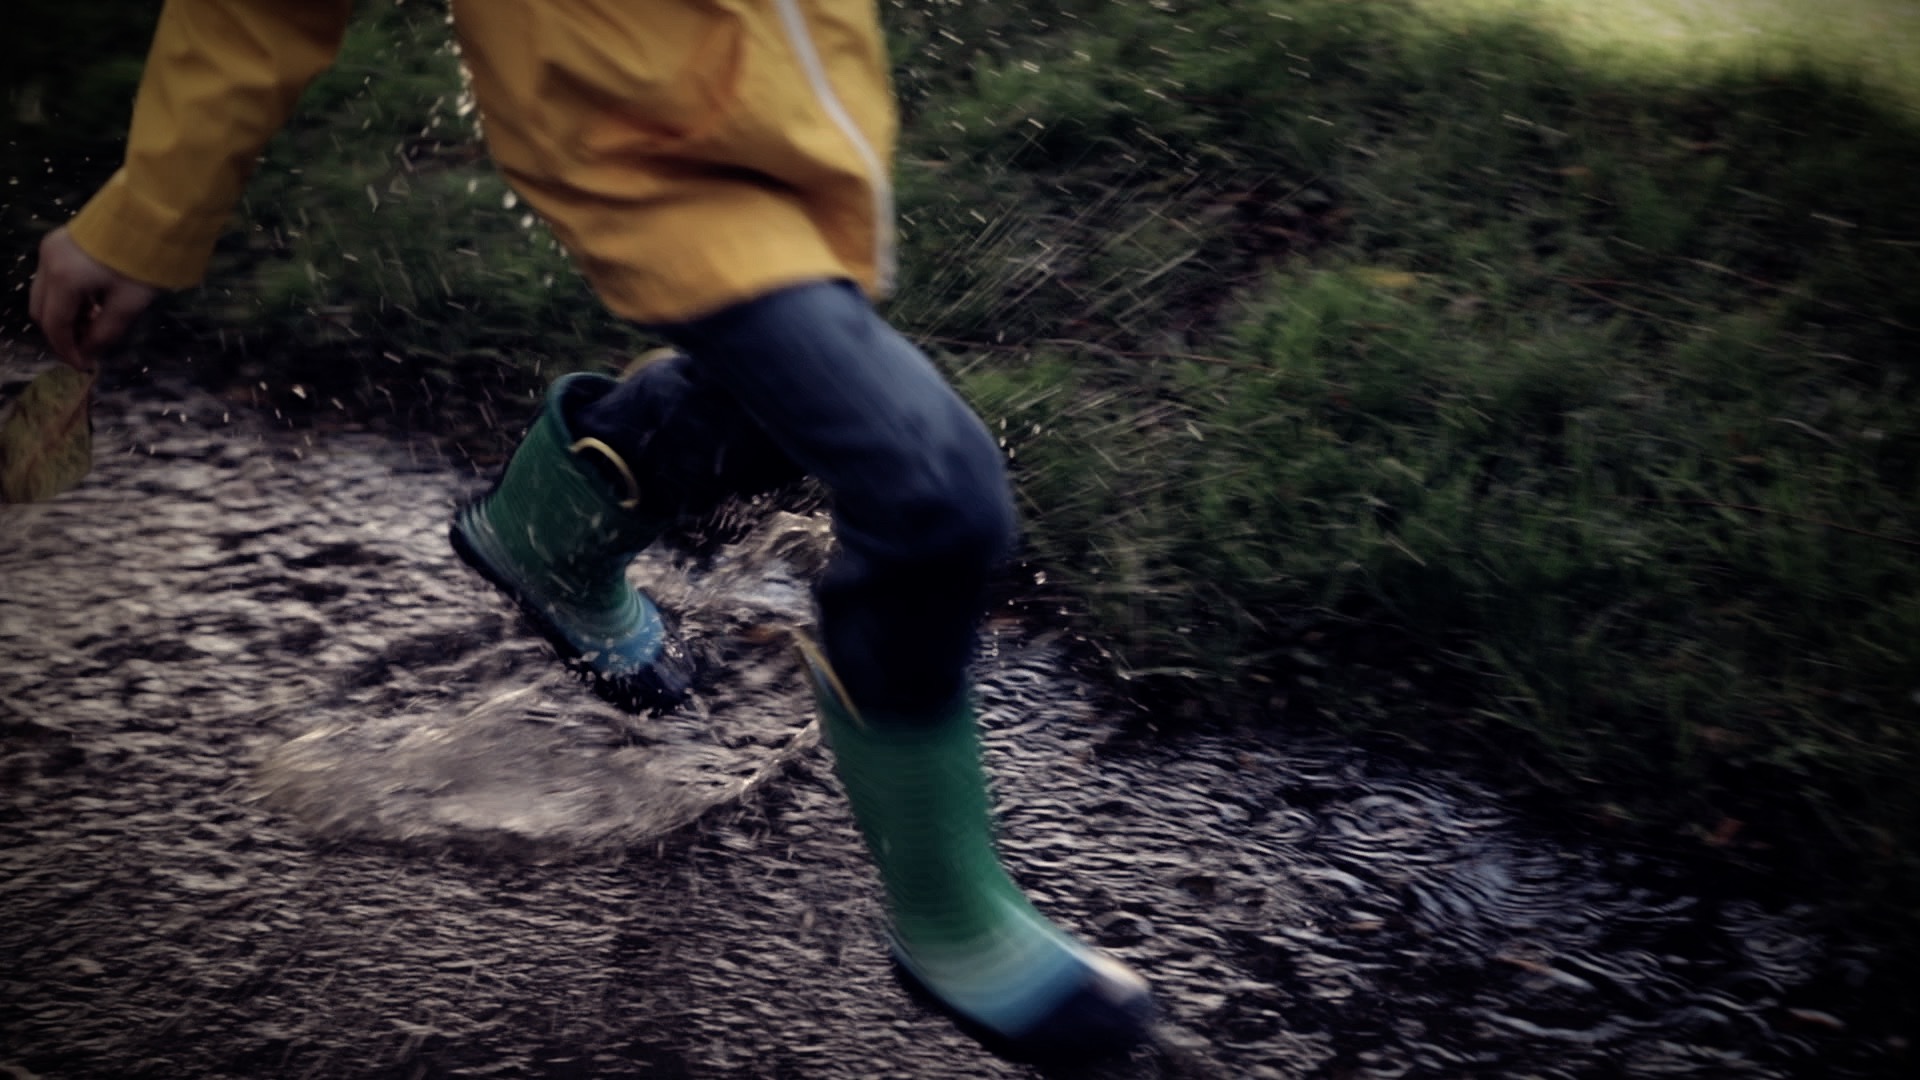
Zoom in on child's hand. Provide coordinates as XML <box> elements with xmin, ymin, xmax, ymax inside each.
<box><xmin>29</xmin><ymin>227</ymin><xmax>160</xmax><ymax>372</ymax></box>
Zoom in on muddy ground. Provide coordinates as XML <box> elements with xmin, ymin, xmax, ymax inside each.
<box><xmin>0</xmin><ymin>355</ymin><xmax>1906</xmax><ymax>1078</ymax></box>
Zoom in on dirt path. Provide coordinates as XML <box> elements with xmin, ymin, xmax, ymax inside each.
<box><xmin>0</xmin><ymin>359</ymin><xmax>1901</xmax><ymax>1078</ymax></box>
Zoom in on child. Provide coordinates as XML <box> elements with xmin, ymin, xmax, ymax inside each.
<box><xmin>30</xmin><ymin>0</ymin><xmax>1153</xmax><ymax>1059</ymax></box>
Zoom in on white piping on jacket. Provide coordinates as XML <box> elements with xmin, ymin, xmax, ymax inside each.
<box><xmin>770</xmin><ymin>0</ymin><xmax>899</xmax><ymax>295</ymax></box>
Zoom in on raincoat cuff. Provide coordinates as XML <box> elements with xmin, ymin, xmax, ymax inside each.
<box><xmin>65</xmin><ymin>169</ymin><xmax>227</xmax><ymax>290</ymax></box>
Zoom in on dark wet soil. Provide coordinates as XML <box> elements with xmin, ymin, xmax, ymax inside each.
<box><xmin>0</xmin><ymin>352</ymin><xmax>1907</xmax><ymax>1078</ymax></box>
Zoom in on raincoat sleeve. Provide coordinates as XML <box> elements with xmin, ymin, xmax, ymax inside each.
<box><xmin>65</xmin><ymin>0</ymin><xmax>356</xmax><ymax>289</ymax></box>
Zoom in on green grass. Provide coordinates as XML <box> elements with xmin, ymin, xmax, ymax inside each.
<box><xmin>8</xmin><ymin>0</ymin><xmax>1920</xmax><ymax>999</ymax></box>
<box><xmin>889</xmin><ymin>0</ymin><xmax>1920</xmax><ymax>944</ymax></box>
<box><xmin>1409</xmin><ymin>0</ymin><xmax>1920</xmax><ymax>118</ymax></box>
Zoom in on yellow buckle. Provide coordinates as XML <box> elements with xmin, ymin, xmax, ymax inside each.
<box><xmin>793</xmin><ymin>631</ymin><xmax>866</xmax><ymax>731</ymax></box>
<box><xmin>568</xmin><ymin>437</ymin><xmax>642</xmax><ymax>510</ymax></box>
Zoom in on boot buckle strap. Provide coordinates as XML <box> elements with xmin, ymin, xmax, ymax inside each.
<box><xmin>568</xmin><ymin>437</ymin><xmax>643</xmax><ymax>510</ymax></box>
<box><xmin>794</xmin><ymin>632</ymin><xmax>869</xmax><ymax>731</ymax></box>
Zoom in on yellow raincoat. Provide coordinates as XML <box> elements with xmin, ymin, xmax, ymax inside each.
<box><xmin>67</xmin><ymin>0</ymin><xmax>899</xmax><ymax>324</ymax></box>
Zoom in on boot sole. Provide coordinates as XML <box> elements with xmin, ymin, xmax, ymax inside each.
<box><xmin>888</xmin><ymin>946</ymin><xmax>1156</xmax><ymax>1065</ymax></box>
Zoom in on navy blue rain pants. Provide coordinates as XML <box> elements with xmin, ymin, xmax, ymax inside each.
<box><xmin>575</xmin><ymin>279</ymin><xmax>1017</xmax><ymax>717</ymax></box>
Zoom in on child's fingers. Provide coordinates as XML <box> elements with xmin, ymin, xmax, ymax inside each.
<box><xmin>27</xmin><ymin>255</ymin><xmax>45</xmax><ymax>328</ymax></box>
<box><xmin>31</xmin><ymin>231</ymin><xmax>93</xmax><ymax>368</ymax></box>
<box><xmin>82</xmin><ymin>290</ymin><xmax>149</xmax><ymax>364</ymax></box>
<box><xmin>35</xmin><ymin>278</ymin><xmax>89</xmax><ymax>369</ymax></box>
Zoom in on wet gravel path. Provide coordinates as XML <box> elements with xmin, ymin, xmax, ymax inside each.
<box><xmin>0</xmin><ymin>359</ymin><xmax>1903</xmax><ymax>1078</ymax></box>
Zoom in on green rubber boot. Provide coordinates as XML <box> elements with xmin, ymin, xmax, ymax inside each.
<box><xmin>802</xmin><ymin>643</ymin><xmax>1154</xmax><ymax>1061</ymax></box>
<box><xmin>450</xmin><ymin>372</ymin><xmax>693</xmax><ymax>711</ymax></box>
